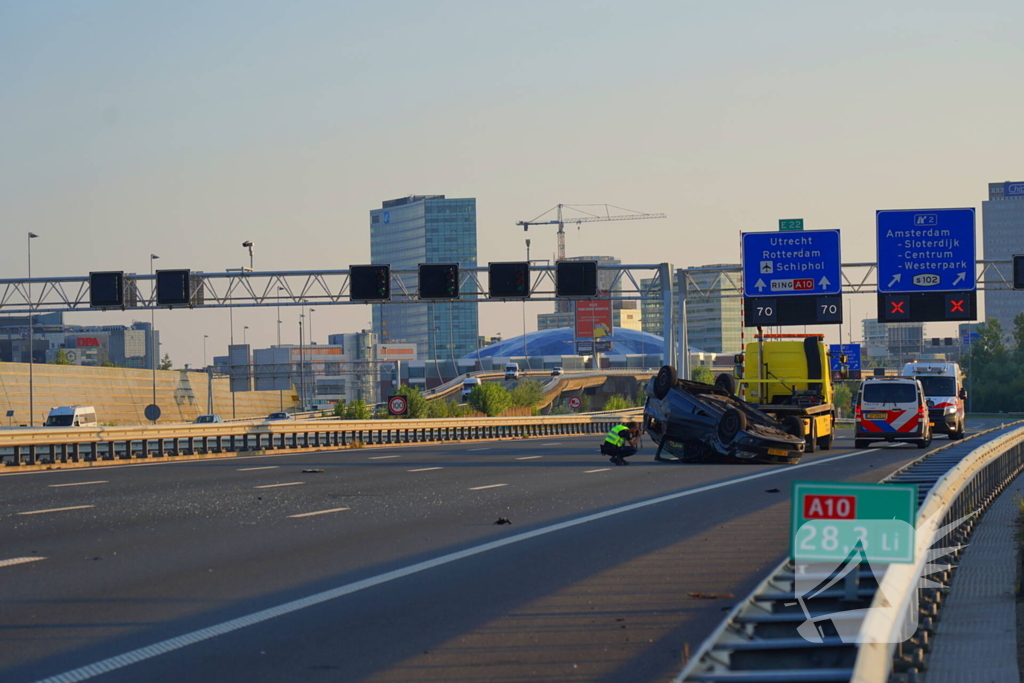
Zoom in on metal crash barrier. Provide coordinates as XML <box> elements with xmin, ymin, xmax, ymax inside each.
<box><xmin>676</xmin><ymin>420</ymin><xmax>1024</xmax><ymax>683</ymax></box>
<box><xmin>0</xmin><ymin>411</ymin><xmax>641</xmax><ymax>467</ymax></box>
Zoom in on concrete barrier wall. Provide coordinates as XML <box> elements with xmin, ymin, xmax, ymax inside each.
<box><xmin>0</xmin><ymin>362</ymin><xmax>296</xmax><ymax>425</ymax></box>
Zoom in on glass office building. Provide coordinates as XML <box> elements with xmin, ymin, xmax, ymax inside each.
<box><xmin>983</xmin><ymin>182</ymin><xmax>1024</xmax><ymax>343</ymax></box>
<box><xmin>370</xmin><ymin>196</ymin><xmax>479</xmax><ymax>360</ymax></box>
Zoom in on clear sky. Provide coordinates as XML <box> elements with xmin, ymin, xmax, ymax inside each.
<box><xmin>2</xmin><ymin>0</ymin><xmax>1021</xmax><ymax>365</ymax></box>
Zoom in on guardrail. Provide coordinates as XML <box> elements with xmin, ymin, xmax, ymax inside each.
<box><xmin>675</xmin><ymin>420</ymin><xmax>1024</xmax><ymax>682</ymax></box>
<box><xmin>0</xmin><ymin>411</ymin><xmax>641</xmax><ymax>467</ymax></box>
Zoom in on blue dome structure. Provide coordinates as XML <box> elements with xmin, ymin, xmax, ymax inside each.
<box><xmin>462</xmin><ymin>327</ymin><xmax>693</xmax><ymax>359</ymax></box>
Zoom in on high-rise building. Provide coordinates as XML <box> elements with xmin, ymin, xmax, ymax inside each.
<box><xmin>641</xmin><ymin>265</ymin><xmax>752</xmax><ymax>354</ymax></box>
<box><xmin>983</xmin><ymin>182</ymin><xmax>1024</xmax><ymax>342</ymax></box>
<box><xmin>862</xmin><ymin>318</ymin><xmax>926</xmax><ymax>363</ymax></box>
<box><xmin>370</xmin><ymin>195</ymin><xmax>479</xmax><ymax>360</ymax></box>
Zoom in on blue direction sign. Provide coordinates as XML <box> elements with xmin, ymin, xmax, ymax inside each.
<box><xmin>876</xmin><ymin>208</ymin><xmax>976</xmax><ymax>294</ymax></box>
<box><xmin>829</xmin><ymin>344</ymin><xmax>861</xmax><ymax>372</ymax></box>
<box><xmin>742</xmin><ymin>229</ymin><xmax>842</xmax><ymax>298</ymax></box>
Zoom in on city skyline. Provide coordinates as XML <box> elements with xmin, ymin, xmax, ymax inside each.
<box><xmin>2</xmin><ymin>2</ymin><xmax>1022</xmax><ymax>366</ymax></box>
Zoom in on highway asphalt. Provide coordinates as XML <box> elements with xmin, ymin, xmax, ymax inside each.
<box><xmin>0</xmin><ymin>418</ymin><xmax>1006</xmax><ymax>683</ymax></box>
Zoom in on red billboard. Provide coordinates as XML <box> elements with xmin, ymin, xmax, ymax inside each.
<box><xmin>575</xmin><ymin>298</ymin><xmax>613</xmax><ymax>340</ymax></box>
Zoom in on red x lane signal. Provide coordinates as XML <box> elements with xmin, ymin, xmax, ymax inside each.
<box><xmin>949</xmin><ymin>299</ymin><xmax>964</xmax><ymax>312</ymax></box>
<box><xmin>890</xmin><ymin>301</ymin><xmax>905</xmax><ymax>314</ymax></box>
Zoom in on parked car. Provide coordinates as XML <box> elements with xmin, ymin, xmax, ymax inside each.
<box><xmin>643</xmin><ymin>365</ymin><xmax>806</xmax><ymax>464</ymax></box>
<box><xmin>193</xmin><ymin>414</ymin><xmax>224</xmax><ymax>424</ymax></box>
<box><xmin>551</xmin><ymin>366</ymin><xmax>564</xmax><ymax>376</ymax></box>
<box><xmin>264</xmin><ymin>412</ymin><xmax>294</xmax><ymax>421</ymax></box>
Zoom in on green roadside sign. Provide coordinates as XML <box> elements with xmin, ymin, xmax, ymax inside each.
<box><xmin>779</xmin><ymin>218</ymin><xmax>804</xmax><ymax>231</ymax></box>
<box><xmin>791</xmin><ymin>481</ymin><xmax>918</xmax><ymax>564</ymax></box>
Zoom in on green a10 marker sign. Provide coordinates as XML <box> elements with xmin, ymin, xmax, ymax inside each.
<box><xmin>791</xmin><ymin>481</ymin><xmax>918</xmax><ymax>564</ymax></box>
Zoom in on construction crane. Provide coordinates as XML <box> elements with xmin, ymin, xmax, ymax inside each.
<box><xmin>517</xmin><ymin>204</ymin><xmax>667</xmax><ymax>261</ymax></box>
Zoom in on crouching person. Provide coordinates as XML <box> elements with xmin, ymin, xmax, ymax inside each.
<box><xmin>601</xmin><ymin>421</ymin><xmax>641</xmax><ymax>465</ymax></box>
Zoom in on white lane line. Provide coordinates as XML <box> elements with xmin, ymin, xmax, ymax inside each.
<box><xmin>288</xmin><ymin>507</ymin><xmax>350</xmax><ymax>519</ymax></box>
<box><xmin>237</xmin><ymin>466</ymin><xmax>279</xmax><ymax>472</ymax></box>
<box><xmin>34</xmin><ymin>447</ymin><xmax>879</xmax><ymax>683</ymax></box>
<box><xmin>0</xmin><ymin>556</ymin><xmax>46</xmax><ymax>568</ymax></box>
<box><xmin>468</xmin><ymin>484</ymin><xmax>507</xmax><ymax>491</ymax></box>
<box><xmin>542</xmin><ymin>443</ymin><xmax>562</xmax><ymax>446</ymax></box>
<box><xmin>516</xmin><ymin>456</ymin><xmax>543</xmax><ymax>460</ymax></box>
<box><xmin>407</xmin><ymin>467</ymin><xmax>443</xmax><ymax>473</ymax></box>
<box><xmin>18</xmin><ymin>505</ymin><xmax>94</xmax><ymax>516</ymax></box>
<box><xmin>254</xmin><ymin>482</ymin><xmax>305</xmax><ymax>489</ymax></box>
<box><xmin>48</xmin><ymin>480</ymin><xmax>108</xmax><ymax>488</ymax></box>
<box><xmin>584</xmin><ymin>468</ymin><xmax>612</xmax><ymax>474</ymax></box>
<box><xmin>369</xmin><ymin>455</ymin><xmax>400</xmax><ymax>460</ymax></box>
<box><xmin>468</xmin><ymin>448</ymin><xmax>491</xmax><ymax>452</ymax></box>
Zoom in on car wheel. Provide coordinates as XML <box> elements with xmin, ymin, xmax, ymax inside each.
<box><xmin>805</xmin><ymin>420</ymin><xmax>816</xmax><ymax>454</ymax></box>
<box><xmin>855</xmin><ymin>439</ymin><xmax>870</xmax><ymax>449</ymax></box>
<box><xmin>653</xmin><ymin>365</ymin><xmax>678</xmax><ymax>399</ymax></box>
<box><xmin>716</xmin><ymin>408</ymin><xmax>747</xmax><ymax>444</ymax></box>
<box><xmin>917</xmin><ymin>433</ymin><xmax>932</xmax><ymax>448</ymax></box>
<box><xmin>714</xmin><ymin>373</ymin><xmax>737</xmax><ymax>396</ymax></box>
<box><xmin>782</xmin><ymin>416</ymin><xmax>805</xmax><ymax>439</ymax></box>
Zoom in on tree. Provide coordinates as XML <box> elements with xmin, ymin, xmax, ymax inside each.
<box><xmin>832</xmin><ymin>382</ymin><xmax>854</xmax><ymax>418</ymax></box>
<box><xmin>691</xmin><ymin>366</ymin><xmax>714</xmax><ymax>384</ymax></box>
<box><xmin>395</xmin><ymin>385</ymin><xmax>429</xmax><ymax>418</ymax></box>
<box><xmin>509</xmin><ymin>379</ymin><xmax>544</xmax><ymax>408</ymax></box>
<box><xmin>468</xmin><ymin>382</ymin><xmax>512</xmax><ymax>417</ymax></box>
<box><xmin>333</xmin><ymin>400</ymin><xmax>347</xmax><ymax>418</ymax></box>
<box><xmin>428</xmin><ymin>399</ymin><xmax>451</xmax><ymax>418</ymax></box>
<box><xmin>160</xmin><ymin>353</ymin><xmax>173</xmax><ymax>371</ymax></box>
<box><xmin>603</xmin><ymin>395</ymin><xmax>631</xmax><ymax>411</ymax></box>
<box><xmin>446</xmin><ymin>399</ymin><xmax>465</xmax><ymax>417</ymax></box>
<box><xmin>345</xmin><ymin>399</ymin><xmax>372</xmax><ymax>420</ymax></box>
<box><xmin>52</xmin><ymin>349</ymin><xmax>72</xmax><ymax>365</ymax></box>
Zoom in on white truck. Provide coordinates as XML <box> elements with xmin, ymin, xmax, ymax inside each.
<box><xmin>902</xmin><ymin>361</ymin><xmax>966</xmax><ymax>440</ymax></box>
<box><xmin>504</xmin><ymin>363</ymin><xmax>520</xmax><ymax>380</ymax></box>
<box><xmin>44</xmin><ymin>405</ymin><xmax>98</xmax><ymax>427</ymax></box>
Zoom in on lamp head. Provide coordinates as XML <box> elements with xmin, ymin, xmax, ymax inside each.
<box><xmin>242</xmin><ymin>240</ymin><xmax>253</xmax><ymax>248</ymax></box>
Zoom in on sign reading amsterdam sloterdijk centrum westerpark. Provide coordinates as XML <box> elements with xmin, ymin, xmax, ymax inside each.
<box><xmin>876</xmin><ymin>208</ymin><xmax>976</xmax><ymax>293</ymax></box>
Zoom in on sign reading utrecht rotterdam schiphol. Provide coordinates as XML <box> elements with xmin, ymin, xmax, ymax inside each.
<box><xmin>742</xmin><ymin>229</ymin><xmax>842</xmax><ymax>297</ymax></box>
<box><xmin>876</xmin><ymin>208</ymin><xmax>976</xmax><ymax>294</ymax></box>
<box><xmin>791</xmin><ymin>481</ymin><xmax>918</xmax><ymax>564</ymax></box>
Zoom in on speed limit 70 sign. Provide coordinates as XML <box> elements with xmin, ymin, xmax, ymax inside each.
<box><xmin>387</xmin><ymin>395</ymin><xmax>408</xmax><ymax>416</ymax></box>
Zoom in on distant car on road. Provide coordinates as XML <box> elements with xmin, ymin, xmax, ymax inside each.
<box><xmin>551</xmin><ymin>366</ymin><xmax>564</xmax><ymax>376</ymax></box>
<box><xmin>193</xmin><ymin>414</ymin><xmax>224</xmax><ymax>424</ymax></box>
<box><xmin>264</xmin><ymin>412</ymin><xmax>293</xmax><ymax>421</ymax></box>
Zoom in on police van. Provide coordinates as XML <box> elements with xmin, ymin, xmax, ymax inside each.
<box><xmin>902</xmin><ymin>362</ymin><xmax>966</xmax><ymax>440</ymax></box>
<box><xmin>855</xmin><ymin>377</ymin><xmax>931</xmax><ymax>449</ymax></box>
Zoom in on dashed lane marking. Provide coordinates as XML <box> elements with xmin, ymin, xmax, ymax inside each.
<box><xmin>516</xmin><ymin>456</ymin><xmax>543</xmax><ymax>460</ymax></box>
<box><xmin>288</xmin><ymin>507</ymin><xmax>350</xmax><ymax>519</ymax></box>
<box><xmin>48</xmin><ymin>480</ymin><xmax>108</xmax><ymax>488</ymax></box>
<box><xmin>542</xmin><ymin>443</ymin><xmax>562</xmax><ymax>446</ymax></box>
<box><xmin>369</xmin><ymin>455</ymin><xmax>400</xmax><ymax>460</ymax></box>
<box><xmin>18</xmin><ymin>505</ymin><xmax>94</xmax><ymax>516</ymax></box>
<box><xmin>407</xmin><ymin>467</ymin><xmax>444</xmax><ymax>473</ymax></box>
<box><xmin>31</xmin><ymin>447</ymin><xmax>884</xmax><ymax>683</ymax></box>
<box><xmin>237</xmin><ymin>466</ymin><xmax>280</xmax><ymax>472</ymax></box>
<box><xmin>0</xmin><ymin>557</ymin><xmax>46</xmax><ymax>568</ymax></box>
<box><xmin>584</xmin><ymin>468</ymin><xmax>612</xmax><ymax>474</ymax></box>
<box><xmin>254</xmin><ymin>482</ymin><xmax>305</xmax><ymax>489</ymax></box>
<box><xmin>468</xmin><ymin>448</ymin><xmax>491</xmax><ymax>452</ymax></box>
<box><xmin>468</xmin><ymin>484</ymin><xmax>507</xmax><ymax>491</ymax></box>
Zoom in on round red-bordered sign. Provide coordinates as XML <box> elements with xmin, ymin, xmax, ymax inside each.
<box><xmin>388</xmin><ymin>395</ymin><xmax>408</xmax><ymax>416</ymax></box>
<box><xmin>567</xmin><ymin>396</ymin><xmax>582</xmax><ymax>410</ymax></box>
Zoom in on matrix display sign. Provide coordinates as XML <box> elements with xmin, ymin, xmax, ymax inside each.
<box><xmin>744</xmin><ymin>295</ymin><xmax>843</xmax><ymax>327</ymax></box>
<box><xmin>89</xmin><ymin>271</ymin><xmax>125</xmax><ymax>309</ymax></box>
<box><xmin>877</xmin><ymin>291</ymin><xmax>976</xmax><ymax>323</ymax></box>
<box><xmin>349</xmin><ymin>265</ymin><xmax>391</xmax><ymax>301</ymax></box>
<box><xmin>791</xmin><ymin>481</ymin><xmax>917</xmax><ymax>564</ymax></box>
<box><xmin>156</xmin><ymin>269</ymin><xmax>192</xmax><ymax>306</ymax></box>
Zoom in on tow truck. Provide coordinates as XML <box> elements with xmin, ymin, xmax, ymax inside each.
<box><xmin>718</xmin><ymin>334</ymin><xmax>842</xmax><ymax>453</ymax></box>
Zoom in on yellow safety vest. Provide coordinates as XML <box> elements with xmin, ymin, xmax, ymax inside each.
<box><xmin>605</xmin><ymin>424</ymin><xmax>630</xmax><ymax>447</ymax></box>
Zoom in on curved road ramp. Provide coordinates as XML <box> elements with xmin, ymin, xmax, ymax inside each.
<box><xmin>676</xmin><ymin>420</ymin><xmax>1024</xmax><ymax>683</ymax></box>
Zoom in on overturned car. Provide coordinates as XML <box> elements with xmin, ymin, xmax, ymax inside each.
<box><xmin>644</xmin><ymin>365</ymin><xmax>806</xmax><ymax>464</ymax></box>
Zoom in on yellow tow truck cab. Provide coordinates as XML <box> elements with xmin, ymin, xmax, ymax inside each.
<box><xmin>736</xmin><ymin>335</ymin><xmax>837</xmax><ymax>453</ymax></box>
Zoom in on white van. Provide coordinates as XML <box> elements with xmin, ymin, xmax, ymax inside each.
<box><xmin>462</xmin><ymin>377</ymin><xmax>481</xmax><ymax>399</ymax></box>
<box><xmin>902</xmin><ymin>362</ymin><xmax>966</xmax><ymax>440</ymax></box>
<box><xmin>855</xmin><ymin>378</ymin><xmax>931</xmax><ymax>449</ymax></box>
<box><xmin>504</xmin><ymin>363</ymin><xmax>520</xmax><ymax>380</ymax></box>
<box><xmin>44</xmin><ymin>405</ymin><xmax>98</xmax><ymax>428</ymax></box>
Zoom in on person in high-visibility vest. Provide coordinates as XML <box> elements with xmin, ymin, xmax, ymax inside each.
<box><xmin>601</xmin><ymin>421</ymin><xmax>641</xmax><ymax>465</ymax></box>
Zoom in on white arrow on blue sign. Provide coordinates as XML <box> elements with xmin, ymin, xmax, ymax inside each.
<box><xmin>742</xmin><ymin>229</ymin><xmax>842</xmax><ymax>298</ymax></box>
<box><xmin>876</xmin><ymin>208</ymin><xmax>976</xmax><ymax>294</ymax></box>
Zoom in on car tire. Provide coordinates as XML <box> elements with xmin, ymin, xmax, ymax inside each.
<box><xmin>805</xmin><ymin>420</ymin><xmax>816</xmax><ymax>454</ymax></box>
<box><xmin>949</xmin><ymin>423</ymin><xmax>964</xmax><ymax>440</ymax></box>
<box><xmin>782</xmin><ymin>416</ymin><xmax>805</xmax><ymax>439</ymax></box>
<box><xmin>714</xmin><ymin>373</ymin><xmax>737</xmax><ymax>395</ymax></box>
<box><xmin>855</xmin><ymin>439</ymin><xmax>870</xmax><ymax>449</ymax></box>
<box><xmin>717</xmin><ymin>408</ymin><xmax>747</xmax><ymax>444</ymax></box>
<box><xmin>917</xmin><ymin>433</ymin><xmax>932</xmax><ymax>449</ymax></box>
<box><xmin>653</xmin><ymin>365</ymin><xmax>678</xmax><ymax>399</ymax></box>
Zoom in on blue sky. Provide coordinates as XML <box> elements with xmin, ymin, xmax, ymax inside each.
<box><xmin>2</xmin><ymin>1</ymin><xmax>1022</xmax><ymax>364</ymax></box>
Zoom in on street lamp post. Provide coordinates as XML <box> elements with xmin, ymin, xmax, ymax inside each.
<box><xmin>203</xmin><ymin>335</ymin><xmax>209</xmax><ymax>368</ymax></box>
<box><xmin>150</xmin><ymin>253</ymin><xmax>159</xmax><ymax>420</ymax></box>
<box><xmin>242</xmin><ymin>241</ymin><xmax>254</xmax><ymax>271</ymax></box>
<box><xmin>27</xmin><ymin>232</ymin><xmax>38</xmax><ymax>427</ymax></box>
<box><xmin>277</xmin><ymin>287</ymin><xmax>284</xmax><ymax>410</ymax></box>
<box><xmin>523</xmin><ymin>239</ymin><xmax>530</xmax><ymax>362</ymax></box>
<box><xmin>243</xmin><ymin>326</ymin><xmax>249</xmax><ymax>346</ymax></box>
<box><xmin>299</xmin><ymin>314</ymin><xmax>306</xmax><ymax>410</ymax></box>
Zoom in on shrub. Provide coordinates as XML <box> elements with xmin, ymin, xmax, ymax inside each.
<box><xmin>468</xmin><ymin>382</ymin><xmax>512</xmax><ymax>417</ymax></box>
